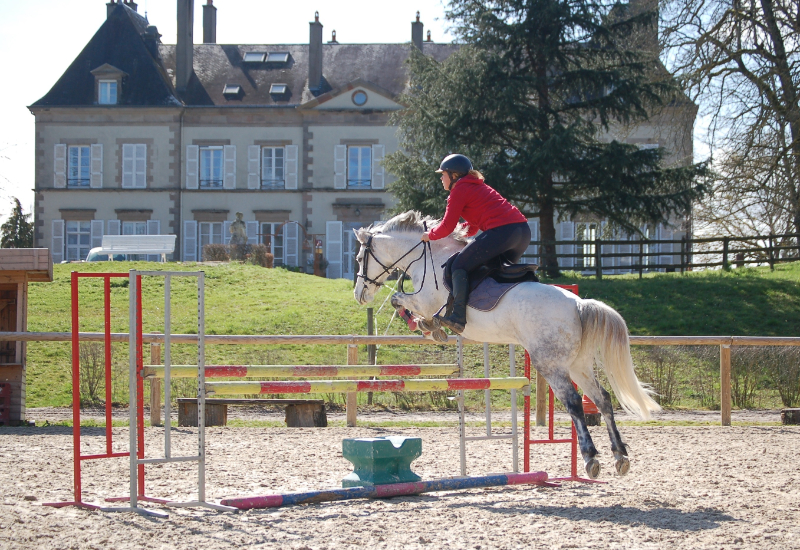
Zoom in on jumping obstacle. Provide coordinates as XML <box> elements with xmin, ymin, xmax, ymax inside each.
<box><xmin>48</xmin><ymin>270</ymin><xmax>235</xmax><ymax>516</ymax></box>
<box><xmin>342</xmin><ymin>436</ymin><xmax>422</xmax><ymax>487</ymax></box>
<box><xmin>205</xmin><ymin>377</ymin><xmax>530</xmax><ymax>396</ymax></box>
<box><xmin>143</xmin><ymin>364</ymin><xmax>460</xmax><ymax>379</ymax></box>
<box><xmin>43</xmin><ymin>272</ymin><xmax>168</xmax><ymax>518</ymax></box>
<box><xmin>43</xmin><ymin>272</ymin><xmax>574</xmax><ymax>516</ymax></box>
<box><xmin>220</xmin><ymin>471</ymin><xmax>553</xmax><ymax>510</ymax></box>
<box><xmin>123</xmin><ymin>270</ymin><xmax>234</xmax><ymax>512</ymax></box>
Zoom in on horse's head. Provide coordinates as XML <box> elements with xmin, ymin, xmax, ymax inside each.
<box><xmin>353</xmin><ymin>210</ymin><xmax>467</xmax><ymax>305</ymax></box>
<box><xmin>353</xmin><ymin>226</ymin><xmax>383</xmax><ymax>305</ymax></box>
<box><xmin>352</xmin><ymin>211</ymin><xmax>432</xmax><ymax>305</ymax></box>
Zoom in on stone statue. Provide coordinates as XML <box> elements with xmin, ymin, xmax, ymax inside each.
<box><xmin>229</xmin><ymin>212</ymin><xmax>247</xmax><ymax>260</ymax></box>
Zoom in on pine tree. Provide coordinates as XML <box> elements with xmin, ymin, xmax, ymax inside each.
<box><xmin>1</xmin><ymin>198</ymin><xmax>34</xmax><ymax>248</ymax></box>
<box><xmin>385</xmin><ymin>0</ymin><xmax>709</xmax><ymax>276</ymax></box>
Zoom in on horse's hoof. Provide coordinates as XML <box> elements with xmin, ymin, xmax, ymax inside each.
<box><xmin>585</xmin><ymin>458</ymin><xmax>601</xmax><ymax>479</ymax></box>
<box><xmin>418</xmin><ymin>318</ymin><xmax>440</xmax><ymax>332</ymax></box>
<box><xmin>390</xmin><ymin>294</ymin><xmax>402</xmax><ymax>308</ymax></box>
<box><xmin>431</xmin><ymin>328</ymin><xmax>448</xmax><ymax>342</ymax></box>
<box><xmin>614</xmin><ymin>456</ymin><xmax>630</xmax><ymax>476</ymax></box>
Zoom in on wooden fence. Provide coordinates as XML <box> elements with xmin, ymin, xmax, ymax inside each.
<box><xmin>2</xmin><ymin>331</ymin><xmax>799</xmax><ymax>426</ymax></box>
<box><xmin>526</xmin><ymin>232</ymin><xmax>800</xmax><ymax>278</ymax></box>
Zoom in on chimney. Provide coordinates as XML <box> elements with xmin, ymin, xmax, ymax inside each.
<box><xmin>309</xmin><ymin>12</ymin><xmax>323</xmax><ymax>92</ymax></box>
<box><xmin>203</xmin><ymin>0</ymin><xmax>217</xmax><ymax>44</ymax></box>
<box><xmin>123</xmin><ymin>0</ymin><xmax>137</xmax><ymax>11</ymax></box>
<box><xmin>143</xmin><ymin>25</ymin><xmax>162</xmax><ymax>61</ymax></box>
<box><xmin>411</xmin><ymin>11</ymin><xmax>423</xmax><ymax>50</ymax></box>
<box><xmin>176</xmin><ymin>0</ymin><xmax>194</xmax><ymax>90</ymax></box>
<box><xmin>426</xmin><ymin>30</ymin><xmax>433</xmax><ymax>42</ymax></box>
<box><xmin>106</xmin><ymin>0</ymin><xmax>119</xmax><ymax>18</ymax></box>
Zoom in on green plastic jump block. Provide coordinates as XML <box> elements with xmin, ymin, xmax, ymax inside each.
<box><xmin>341</xmin><ymin>436</ymin><xmax>422</xmax><ymax>488</ymax></box>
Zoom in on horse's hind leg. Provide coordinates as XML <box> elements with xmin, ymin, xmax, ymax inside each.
<box><xmin>572</xmin><ymin>368</ymin><xmax>630</xmax><ymax>476</ymax></box>
<box><xmin>545</xmin><ymin>372</ymin><xmax>602</xmax><ymax>479</ymax></box>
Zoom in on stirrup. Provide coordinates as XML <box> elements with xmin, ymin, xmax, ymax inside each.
<box><xmin>435</xmin><ymin>314</ymin><xmax>465</xmax><ymax>334</ymax></box>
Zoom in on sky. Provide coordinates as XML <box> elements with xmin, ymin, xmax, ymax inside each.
<box><xmin>0</xmin><ymin>0</ymin><xmax>454</xmax><ymax>224</ymax></box>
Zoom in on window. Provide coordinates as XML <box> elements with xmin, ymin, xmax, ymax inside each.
<box><xmin>269</xmin><ymin>83</ymin><xmax>288</xmax><ymax>95</ymax></box>
<box><xmin>199</xmin><ymin>222</ymin><xmax>223</xmax><ymax>260</ymax></box>
<box><xmin>122</xmin><ymin>144</ymin><xmax>146</xmax><ymax>188</ymax></box>
<box><xmin>261</xmin><ymin>147</ymin><xmax>285</xmax><ymax>189</ymax></box>
<box><xmin>347</xmin><ymin>146</ymin><xmax>371</xmax><ymax>188</ymax></box>
<box><xmin>352</xmin><ymin>90</ymin><xmax>368</xmax><ymax>106</ymax></box>
<box><xmin>223</xmin><ymin>84</ymin><xmax>242</xmax><ymax>98</ymax></box>
<box><xmin>99</xmin><ymin>80</ymin><xmax>117</xmax><ymax>105</ymax></box>
<box><xmin>68</xmin><ymin>146</ymin><xmax>91</xmax><ymax>188</ymax></box>
<box><xmin>243</xmin><ymin>52</ymin><xmax>265</xmax><ymax>63</ymax></box>
<box><xmin>260</xmin><ymin>222</ymin><xmax>284</xmax><ymax>266</ymax></box>
<box><xmin>266</xmin><ymin>52</ymin><xmax>289</xmax><ymax>63</ymax></box>
<box><xmin>642</xmin><ymin>225</ymin><xmax>652</xmax><ymax>266</ymax></box>
<box><xmin>122</xmin><ymin>221</ymin><xmax>147</xmax><ymax>261</ymax></box>
<box><xmin>66</xmin><ymin>221</ymin><xmax>91</xmax><ymax>261</ymax></box>
<box><xmin>200</xmin><ymin>146</ymin><xmax>224</xmax><ymax>188</ymax></box>
<box><xmin>577</xmin><ymin>223</ymin><xmax>598</xmax><ymax>269</ymax></box>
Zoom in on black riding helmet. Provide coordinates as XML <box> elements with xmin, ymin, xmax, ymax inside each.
<box><xmin>436</xmin><ymin>154</ymin><xmax>473</xmax><ymax>180</ymax></box>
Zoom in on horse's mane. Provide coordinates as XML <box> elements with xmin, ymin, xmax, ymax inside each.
<box><xmin>372</xmin><ymin>210</ymin><xmax>469</xmax><ymax>242</ymax></box>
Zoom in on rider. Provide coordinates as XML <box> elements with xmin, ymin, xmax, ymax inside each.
<box><xmin>421</xmin><ymin>154</ymin><xmax>530</xmax><ymax>334</ymax></box>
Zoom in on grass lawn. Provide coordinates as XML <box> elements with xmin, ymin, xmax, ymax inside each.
<box><xmin>20</xmin><ymin>260</ymin><xmax>800</xmax><ymax>409</ymax></box>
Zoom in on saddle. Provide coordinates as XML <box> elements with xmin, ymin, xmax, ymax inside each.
<box><xmin>442</xmin><ymin>254</ymin><xmax>539</xmax><ymax>312</ymax></box>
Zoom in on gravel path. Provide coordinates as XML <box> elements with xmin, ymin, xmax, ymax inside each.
<box><xmin>1</xmin><ymin>409</ymin><xmax>797</xmax><ymax>549</ymax></box>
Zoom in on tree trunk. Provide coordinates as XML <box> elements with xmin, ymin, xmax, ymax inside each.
<box><xmin>539</xmin><ymin>203</ymin><xmax>559</xmax><ymax>278</ymax></box>
<box><xmin>759</xmin><ymin>0</ymin><xmax>800</xmax><ymax>235</ymax></box>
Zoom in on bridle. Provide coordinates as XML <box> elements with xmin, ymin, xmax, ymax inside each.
<box><xmin>356</xmin><ymin>228</ymin><xmax>439</xmax><ymax>303</ymax></box>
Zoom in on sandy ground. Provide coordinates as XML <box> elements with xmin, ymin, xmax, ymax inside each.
<box><xmin>1</xmin><ymin>409</ymin><xmax>798</xmax><ymax>550</ymax></box>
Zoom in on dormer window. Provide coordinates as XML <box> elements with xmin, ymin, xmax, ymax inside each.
<box><xmin>90</xmin><ymin>63</ymin><xmax>126</xmax><ymax>106</ymax></box>
<box><xmin>243</xmin><ymin>52</ymin><xmax>266</xmax><ymax>63</ymax></box>
<box><xmin>223</xmin><ymin>84</ymin><xmax>243</xmax><ymax>99</ymax></box>
<box><xmin>98</xmin><ymin>80</ymin><xmax>118</xmax><ymax>104</ymax></box>
<box><xmin>269</xmin><ymin>84</ymin><xmax>288</xmax><ymax>95</ymax></box>
<box><xmin>266</xmin><ymin>52</ymin><xmax>289</xmax><ymax>63</ymax></box>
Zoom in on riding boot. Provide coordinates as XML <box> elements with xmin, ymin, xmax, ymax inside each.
<box><xmin>436</xmin><ymin>269</ymin><xmax>469</xmax><ymax>333</ymax></box>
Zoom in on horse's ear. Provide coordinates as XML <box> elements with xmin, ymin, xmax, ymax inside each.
<box><xmin>354</xmin><ymin>228</ymin><xmax>368</xmax><ymax>243</ymax></box>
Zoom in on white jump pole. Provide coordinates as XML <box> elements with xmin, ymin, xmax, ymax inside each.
<box><xmin>459</xmin><ymin>342</ymin><xmax>520</xmax><ymax>474</ymax></box>
<box><xmin>510</xmin><ymin>343</ymin><xmax>518</xmax><ymax>473</ymax></box>
<box><xmin>458</xmin><ymin>336</ymin><xmax>466</xmax><ymax>476</ymax></box>
<box><xmin>130</xmin><ymin>270</ymin><xmax>234</xmax><ymax>512</ymax></box>
<box><xmin>122</xmin><ymin>271</ymin><xmax>168</xmax><ymax>518</ymax></box>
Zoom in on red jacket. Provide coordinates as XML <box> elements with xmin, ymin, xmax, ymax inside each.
<box><xmin>428</xmin><ymin>175</ymin><xmax>527</xmax><ymax>240</ymax></box>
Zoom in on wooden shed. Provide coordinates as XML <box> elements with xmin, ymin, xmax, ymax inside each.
<box><xmin>0</xmin><ymin>249</ymin><xmax>53</xmax><ymax>425</ymax></box>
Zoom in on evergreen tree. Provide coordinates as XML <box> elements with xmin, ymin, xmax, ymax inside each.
<box><xmin>385</xmin><ymin>0</ymin><xmax>709</xmax><ymax>276</ymax></box>
<box><xmin>1</xmin><ymin>198</ymin><xmax>34</xmax><ymax>248</ymax></box>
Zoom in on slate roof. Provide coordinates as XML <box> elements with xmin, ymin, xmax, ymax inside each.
<box><xmin>31</xmin><ymin>4</ymin><xmax>180</xmax><ymax>107</ymax></box>
<box><xmin>159</xmin><ymin>42</ymin><xmax>459</xmax><ymax>107</ymax></box>
<box><xmin>31</xmin><ymin>2</ymin><xmax>457</xmax><ymax>109</ymax></box>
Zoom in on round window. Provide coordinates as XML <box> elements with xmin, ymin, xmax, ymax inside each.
<box><xmin>352</xmin><ymin>90</ymin><xmax>368</xmax><ymax>106</ymax></box>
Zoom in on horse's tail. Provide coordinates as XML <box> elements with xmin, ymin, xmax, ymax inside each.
<box><xmin>577</xmin><ymin>299</ymin><xmax>661</xmax><ymax>420</ymax></box>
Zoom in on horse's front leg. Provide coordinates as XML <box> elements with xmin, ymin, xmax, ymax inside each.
<box><xmin>391</xmin><ymin>291</ymin><xmax>448</xmax><ymax>341</ymax></box>
<box><xmin>390</xmin><ymin>291</ymin><xmax>430</xmax><ymax>319</ymax></box>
